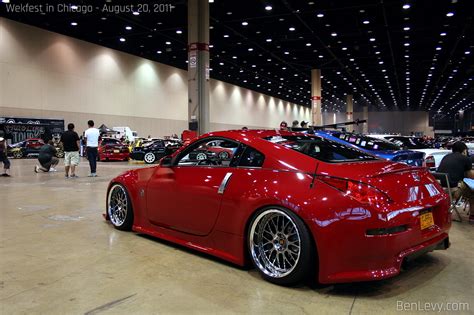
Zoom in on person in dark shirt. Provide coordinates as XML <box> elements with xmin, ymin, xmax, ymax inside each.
<box><xmin>61</xmin><ymin>123</ymin><xmax>80</xmax><ymax>178</ymax></box>
<box><xmin>34</xmin><ymin>140</ymin><xmax>59</xmax><ymax>173</ymax></box>
<box><xmin>438</xmin><ymin>141</ymin><xmax>474</xmax><ymax>223</ymax></box>
<box><xmin>0</xmin><ymin>137</ymin><xmax>11</xmax><ymax>177</ymax></box>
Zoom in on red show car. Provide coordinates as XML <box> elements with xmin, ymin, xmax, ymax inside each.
<box><xmin>98</xmin><ymin>138</ymin><xmax>129</xmax><ymax>161</ymax></box>
<box><xmin>105</xmin><ymin>130</ymin><xmax>451</xmax><ymax>285</ymax></box>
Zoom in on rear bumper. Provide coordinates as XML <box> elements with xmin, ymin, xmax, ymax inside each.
<box><xmin>319</xmin><ymin>232</ymin><xmax>450</xmax><ymax>284</ymax></box>
<box><xmin>315</xmin><ymin>197</ymin><xmax>451</xmax><ymax>284</ymax></box>
<box><xmin>100</xmin><ymin>152</ymin><xmax>129</xmax><ymax>160</ymax></box>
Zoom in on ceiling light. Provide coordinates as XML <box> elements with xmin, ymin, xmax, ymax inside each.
<box><xmin>403</xmin><ymin>26</ymin><xmax>410</xmax><ymax>31</ymax></box>
<box><xmin>306</xmin><ymin>43</ymin><xmax>311</xmax><ymax>46</ymax></box>
<box><xmin>440</xmin><ymin>32</ymin><xmax>447</xmax><ymax>36</ymax></box>
<box><xmin>165</xmin><ymin>41</ymin><xmax>171</xmax><ymax>45</ymax></box>
<box><xmin>242</xmin><ymin>21</ymin><xmax>248</xmax><ymax>26</ymax></box>
<box><xmin>125</xmin><ymin>26</ymin><xmax>132</xmax><ymax>30</ymax></box>
<box><xmin>223</xmin><ymin>34</ymin><xmax>229</xmax><ymax>38</ymax></box>
<box><xmin>289</xmin><ymin>27</ymin><xmax>295</xmax><ymax>31</ymax></box>
<box><xmin>265</xmin><ymin>5</ymin><xmax>272</xmax><ymax>11</ymax></box>
<box><xmin>363</xmin><ymin>20</ymin><xmax>370</xmax><ymax>24</ymax></box>
<box><xmin>157</xmin><ymin>50</ymin><xmax>162</xmax><ymax>54</ymax></box>
<box><xmin>266</xmin><ymin>38</ymin><xmax>272</xmax><ymax>42</ymax></box>
<box><xmin>369</xmin><ymin>38</ymin><xmax>375</xmax><ymax>42</ymax></box>
<box><xmin>465</xmin><ymin>51</ymin><xmax>471</xmax><ymax>55</ymax></box>
<box><xmin>317</xmin><ymin>13</ymin><xmax>324</xmax><ymax>18</ymax></box>
<box><xmin>446</xmin><ymin>12</ymin><xmax>454</xmax><ymax>17</ymax></box>
<box><xmin>133</xmin><ymin>11</ymin><xmax>140</xmax><ymax>15</ymax></box>
<box><xmin>71</xmin><ymin>5</ymin><xmax>78</xmax><ymax>9</ymax></box>
<box><xmin>1</xmin><ymin>0</ymin><xmax>10</xmax><ymax>3</ymax></box>
<box><xmin>284</xmin><ymin>51</ymin><xmax>289</xmax><ymax>55</ymax></box>
<box><xmin>318</xmin><ymin>55</ymin><xmax>323</xmax><ymax>58</ymax></box>
<box><xmin>71</xmin><ymin>22</ymin><xmax>78</xmax><ymax>26</ymax></box>
<box><xmin>176</xmin><ymin>30</ymin><xmax>183</xmax><ymax>34</ymax></box>
<box><xmin>402</xmin><ymin>4</ymin><xmax>411</xmax><ymax>9</ymax></box>
<box><xmin>248</xmin><ymin>48</ymin><xmax>254</xmax><ymax>51</ymax></box>
<box><xmin>436</xmin><ymin>47</ymin><xmax>441</xmax><ymax>50</ymax></box>
<box><xmin>331</xmin><ymin>32</ymin><xmax>337</xmax><ymax>37</ymax></box>
<box><xmin>404</xmin><ymin>43</ymin><xmax>410</xmax><ymax>46</ymax></box>
<box><xmin>232</xmin><ymin>56</ymin><xmax>237</xmax><ymax>59</ymax></box>
<box><xmin>119</xmin><ymin>38</ymin><xmax>126</xmax><ymax>42</ymax></box>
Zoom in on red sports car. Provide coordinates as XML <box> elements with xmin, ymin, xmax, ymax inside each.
<box><xmin>98</xmin><ymin>138</ymin><xmax>129</xmax><ymax>161</ymax></box>
<box><xmin>105</xmin><ymin>130</ymin><xmax>451</xmax><ymax>285</ymax></box>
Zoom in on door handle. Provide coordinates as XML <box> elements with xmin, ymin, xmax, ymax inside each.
<box><xmin>218</xmin><ymin>172</ymin><xmax>233</xmax><ymax>194</ymax></box>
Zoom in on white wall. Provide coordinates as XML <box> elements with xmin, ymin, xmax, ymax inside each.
<box><xmin>0</xmin><ymin>18</ymin><xmax>311</xmax><ymax>137</ymax></box>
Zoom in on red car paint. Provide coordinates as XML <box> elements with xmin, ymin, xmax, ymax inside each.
<box><xmin>98</xmin><ymin>138</ymin><xmax>129</xmax><ymax>161</ymax></box>
<box><xmin>106</xmin><ymin>130</ymin><xmax>451</xmax><ymax>284</ymax></box>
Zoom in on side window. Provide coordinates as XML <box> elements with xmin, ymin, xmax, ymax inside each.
<box><xmin>238</xmin><ymin>146</ymin><xmax>265</xmax><ymax>168</ymax></box>
<box><xmin>176</xmin><ymin>138</ymin><xmax>239</xmax><ymax>167</ymax></box>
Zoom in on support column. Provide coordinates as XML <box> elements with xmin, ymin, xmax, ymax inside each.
<box><xmin>188</xmin><ymin>0</ymin><xmax>210</xmax><ymax>135</ymax></box>
<box><xmin>362</xmin><ymin>106</ymin><xmax>368</xmax><ymax>134</ymax></box>
<box><xmin>311</xmin><ymin>69</ymin><xmax>322</xmax><ymax>127</ymax></box>
<box><xmin>346</xmin><ymin>94</ymin><xmax>353</xmax><ymax>132</ymax></box>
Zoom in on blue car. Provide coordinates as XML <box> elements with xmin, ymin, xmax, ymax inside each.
<box><xmin>313</xmin><ymin>130</ymin><xmax>425</xmax><ymax>166</ymax></box>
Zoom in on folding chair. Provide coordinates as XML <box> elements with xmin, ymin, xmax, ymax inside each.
<box><xmin>430</xmin><ymin>172</ymin><xmax>463</xmax><ymax>222</ymax></box>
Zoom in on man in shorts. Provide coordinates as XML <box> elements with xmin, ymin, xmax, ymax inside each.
<box><xmin>61</xmin><ymin>123</ymin><xmax>80</xmax><ymax>178</ymax></box>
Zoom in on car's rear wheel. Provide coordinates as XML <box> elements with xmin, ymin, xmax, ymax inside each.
<box><xmin>107</xmin><ymin>184</ymin><xmax>133</xmax><ymax>231</ymax></box>
<box><xmin>248</xmin><ymin>207</ymin><xmax>313</xmax><ymax>286</ymax></box>
<box><xmin>144</xmin><ymin>152</ymin><xmax>156</xmax><ymax>164</ymax></box>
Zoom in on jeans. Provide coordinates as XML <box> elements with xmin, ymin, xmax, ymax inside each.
<box><xmin>87</xmin><ymin>147</ymin><xmax>98</xmax><ymax>174</ymax></box>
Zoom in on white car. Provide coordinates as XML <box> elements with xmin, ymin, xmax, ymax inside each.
<box><xmin>369</xmin><ymin>135</ymin><xmax>450</xmax><ymax>169</ymax></box>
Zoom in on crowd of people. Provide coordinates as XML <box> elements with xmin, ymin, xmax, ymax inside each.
<box><xmin>0</xmin><ymin>120</ymin><xmax>101</xmax><ymax>178</ymax></box>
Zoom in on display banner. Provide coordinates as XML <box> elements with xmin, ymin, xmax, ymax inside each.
<box><xmin>0</xmin><ymin>117</ymin><xmax>64</xmax><ymax>143</ymax></box>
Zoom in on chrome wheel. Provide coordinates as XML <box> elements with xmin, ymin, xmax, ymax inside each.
<box><xmin>144</xmin><ymin>152</ymin><xmax>156</xmax><ymax>164</ymax></box>
<box><xmin>249</xmin><ymin>209</ymin><xmax>301</xmax><ymax>278</ymax></box>
<box><xmin>196</xmin><ymin>152</ymin><xmax>207</xmax><ymax>160</ymax></box>
<box><xmin>108</xmin><ymin>185</ymin><xmax>128</xmax><ymax>227</ymax></box>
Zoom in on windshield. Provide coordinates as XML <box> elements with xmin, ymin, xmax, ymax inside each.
<box><xmin>101</xmin><ymin>138</ymin><xmax>120</xmax><ymax>145</ymax></box>
<box><xmin>331</xmin><ymin>132</ymin><xmax>401</xmax><ymax>151</ymax></box>
<box><xmin>385</xmin><ymin>137</ymin><xmax>430</xmax><ymax>149</ymax></box>
<box><xmin>265</xmin><ymin>135</ymin><xmax>377</xmax><ymax>163</ymax></box>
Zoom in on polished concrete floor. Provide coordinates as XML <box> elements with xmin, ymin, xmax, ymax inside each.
<box><xmin>1</xmin><ymin>158</ymin><xmax>473</xmax><ymax>315</ymax></box>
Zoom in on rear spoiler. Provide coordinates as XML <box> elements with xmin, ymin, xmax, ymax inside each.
<box><xmin>369</xmin><ymin>166</ymin><xmax>426</xmax><ymax>177</ymax></box>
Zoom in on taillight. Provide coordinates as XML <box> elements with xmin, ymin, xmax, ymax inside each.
<box><xmin>424</xmin><ymin>155</ymin><xmax>435</xmax><ymax>169</ymax></box>
<box><xmin>322</xmin><ymin>176</ymin><xmax>392</xmax><ymax>205</ymax></box>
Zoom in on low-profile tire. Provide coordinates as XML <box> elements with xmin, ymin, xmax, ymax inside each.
<box><xmin>248</xmin><ymin>207</ymin><xmax>314</xmax><ymax>286</ymax></box>
<box><xmin>107</xmin><ymin>184</ymin><xmax>133</xmax><ymax>231</ymax></box>
<box><xmin>144</xmin><ymin>152</ymin><xmax>156</xmax><ymax>164</ymax></box>
<box><xmin>13</xmin><ymin>150</ymin><xmax>23</xmax><ymax>159</ymax></box>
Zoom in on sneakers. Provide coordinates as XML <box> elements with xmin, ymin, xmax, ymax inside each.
<box><xmin>70</xmin><ymin>174</ymin><xmax>78</xmax><ymax>178</ymax></box>
<box><xmin>49</xmin><ymin>167</ymin><xmax>57</xmax><ymax>172</ymax></box>
<box><xmin>34</xmin><ymin>165</ymin><xmax>39</xmax><ymax>173</ymax></box>
<box><xmin>88</xmin><ymin>173</ymin><xmax>97</xmax><ymax>177</ymax></box>
<box><xmin>1</xmin><ymin>173</ymin><xmax>10</xmax><ymax>177</ymax></box>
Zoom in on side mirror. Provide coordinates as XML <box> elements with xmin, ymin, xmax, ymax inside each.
<box><xmin>160</xmin><ymin>155</ymin><xmax>173</xmax><ymax>167</ymax></box>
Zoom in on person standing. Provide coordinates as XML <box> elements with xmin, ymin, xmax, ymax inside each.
<box><xmin>61</xmin><ymin>123</ymin><xmax>80</xmax><ymax>178</ymax></box>
<box><xmin>34</xmin><ymin>140</ymin><xmax>59</xmax><ymax>173</ymax></box>
<box><xmin>84</xmin><ymin>120</ymin><xmax>100</xmax><ymax>177</ymax></box>
<box><xmin>0</xmin><ymin>137</ymin><xmax>11</xmax><ymax>177</ymax></box>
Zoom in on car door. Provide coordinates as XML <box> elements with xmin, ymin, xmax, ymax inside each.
<box><xmin>145</xmin><ymin>137</ymin><xmax>240</xmax><ymax>236</ymax></box>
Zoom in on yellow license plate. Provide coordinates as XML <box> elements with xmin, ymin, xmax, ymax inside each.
<box><xmin>420</xmin><ymin>212</ymin><xmax>434</xmax><ymax>230</ymax></box>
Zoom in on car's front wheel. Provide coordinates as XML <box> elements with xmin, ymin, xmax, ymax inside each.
<box><xmin>144</xmin><ymin>152</ymin><xmax>156</xmax><ymax>164</ymax></box>
<box><xmin>13</xmin><ymin>150</ymin><xmax>23</xmax><ymax>158</ymax></box>
<box><xmin>248</xmin><ymin>207</ymin><xmax>314</xmax><ymax>286</ymax></box>
<box><xmin>107</xmin><ymin>184</ymin><xmax>134</xmax><ymax>231</ymax></box>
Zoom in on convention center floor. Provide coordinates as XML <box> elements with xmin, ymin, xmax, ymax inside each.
<box><xmin>1</xmin><ymin>159</ymin><xmax>472</xmax><ymax>314</ymax></box>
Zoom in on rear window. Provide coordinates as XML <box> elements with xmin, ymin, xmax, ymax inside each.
<box><xmin>265</xmin><ymin>135</ymin><xmax>377</xmax><ymax>163</ymax></box>
<box><xmin>333</xmin><ymin>132</ymin><xmax>400</xmax><ymax>151</ymax></box>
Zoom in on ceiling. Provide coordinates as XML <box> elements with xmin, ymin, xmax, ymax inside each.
<box><xmin>1</xmin><ymin>0</ymin><xmax>473</xmax><ymax>117</ymax></box>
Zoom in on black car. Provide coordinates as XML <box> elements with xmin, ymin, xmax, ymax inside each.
<box><xmin>130</xmin><ymin>139</ymin><xmax>182</xmax><ymax>164</ymax></box>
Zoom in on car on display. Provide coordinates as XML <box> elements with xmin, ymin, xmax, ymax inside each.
<box><xmin>106</xmin><ymin>130</ymin><xmax>451</xmax><ymax>285</ymax></box>
<box><xmin>129</xmin><ymin>139</ymin><xmax>181</xmax><ymax>164</ymax></box>
<box><xmin>370</xmin><ymin>135</ymin><xmax>450</xmax><ymax>169</ymax></box>
<box><xmin>8</xmin><ymin>138</ymin><xmax>45</xmax><ymax>158</ymax></box>
<box><xmin>98</xmin><ymin>138</ymin><xmax>130</xmax><ymax>161</ymax></box>
<box><xmin>314</xmin><ymin>131</ymin><xmax>426</xmax><ymax>167</ymax></box>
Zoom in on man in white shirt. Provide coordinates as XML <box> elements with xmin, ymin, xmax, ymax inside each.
<box><xmin>84</xmin><ymin>120</ymin><xmax>100</xmax><ymax>177</ymax></box>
